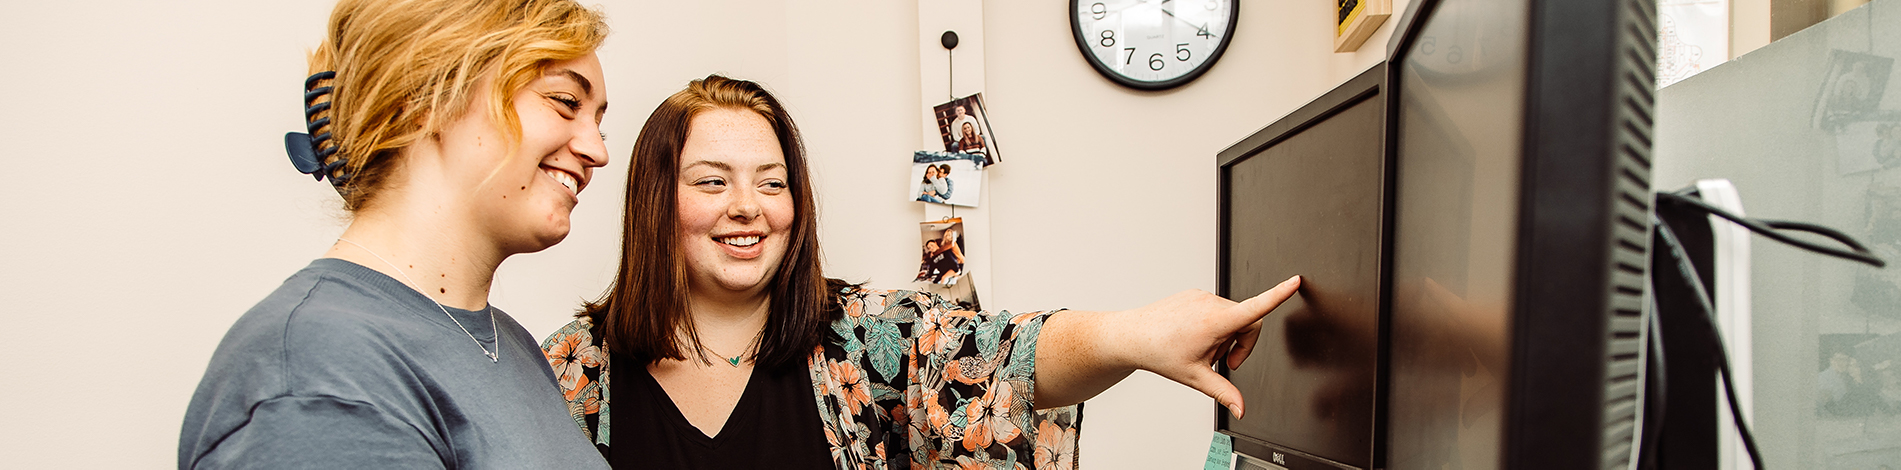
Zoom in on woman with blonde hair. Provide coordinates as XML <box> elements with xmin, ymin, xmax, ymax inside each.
<box><xmin>179</xmin><ymin>0</ymin><xmax>612</xmax><ymax>467</ymax></box>
<box><xmin>543</xmin><ymin>75</ymin><xmax>1300</xmax><ymax>468</ymax></box>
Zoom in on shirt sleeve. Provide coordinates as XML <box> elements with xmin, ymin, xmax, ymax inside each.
<box><xmin>831</xmin><ymin>289</ymin><xmax>1083</xmax><ymax>469</ymax></box>
<box><xmin>189</xmin><ymin>396</ymin><xmax>445</xmax><ymax>470</ymax></box>
<box><xmin>541</xmin><ymin>318</ymin><xmax>607</xmax><ymax>447</ymax></box>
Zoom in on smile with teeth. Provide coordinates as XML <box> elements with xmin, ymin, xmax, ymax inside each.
<box><xmin>543</xmin><ymin>168</ymin><xmax>578</xmax><ymax>194</ymax></box>
<box><xmin>718</xmin><ymin>235</ymin><xmax>763</xmax><ymax>247</ymax></box>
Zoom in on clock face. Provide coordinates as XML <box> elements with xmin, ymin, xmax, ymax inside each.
<box><xmin>1072</xmin><ymin>0</ymin><xmax>1237</xmax><ymax>90</ymax></box>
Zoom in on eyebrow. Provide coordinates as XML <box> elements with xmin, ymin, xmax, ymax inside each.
<box><xmin>682</xmin><ymin>161</ymin><xmax>788</xmax><ymax>173</ymax></box>
<box><xmin>551</xmin><ymin>69</ymin><xmax>592</xmax><ymax>95</ymax></box>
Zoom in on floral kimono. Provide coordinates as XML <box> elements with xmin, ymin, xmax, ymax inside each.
<box><xmin>542</xmin><ymin>288</ymin><xmax>1084</xmax><ymax>469</ymax></box>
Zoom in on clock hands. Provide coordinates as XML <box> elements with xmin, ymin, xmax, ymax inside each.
<box><xmin>1159</xmin><ymin>7</ymin><xmax>1219</xmax><ymax>40</ymax></box>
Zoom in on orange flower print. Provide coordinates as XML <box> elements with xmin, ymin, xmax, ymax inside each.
<box><xmin>845</xmin><ymin>295</ymin><xmax>866</xmax><ymax>318</ymax></box>
<box><xmin>961</xmin><ymin>384</ymin><xmax>1021</xmax><ymax>452</ymax></box>
<box><xmin>953</xmin><ymin>455</ymin><xmax>1016</xmax><ymax>470</ymax></box>
<box><xmin>916</xmin><ymin>315</ymin><xmax>944</xmax><ymax>355</ymax></box>
<box><xmin>890</xmin><ymin>400</ymin><xmax>909</xmax><ymax>429</ymax></box>
<box><xmin>952</xmin><ymin>356</ymin><xmax>994</xmax><ymax>385</ymax></box>
<box><xmin>944</xmin><ymin>355</ymin><xmax>964</xmax><ymax>385</ymax></box>
<box><xmin>922</xmin><ymin>387</ymin><xmax>953</xmax><ymax>433</ymax></box>
<box><xmin>824</xmin><ymin>423</ymin><xmax>844</xmax><ymax>463</ymax></box>
<box><xmin>1011</xmin><ymin>309</ymin><xmax>1043</xmax><ymax>326</ymax></box>
<box><xmin>577</xmin><ymin>390</ymin><xmax>601</xmax><ymax>415</ymax></box>
<box><xmin>828</xmin><ymin>359</ymin><xmax>874</xmax><ymax>411</ymax></box>
<box><xmin>546</xmin><ymin>329</ymin><xmax>603</xmax><ymax>400</ymax></box>
<box><xmin>1033</xmin><ymin>420</ymin><xmax>1076</xmax><ymax>469</ymax></box>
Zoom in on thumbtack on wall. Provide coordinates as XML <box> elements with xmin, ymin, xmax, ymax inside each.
<box><xmin>942</xmin><ymin>31</ymin><xmax>958</xmax><ymax>100</ymax></box>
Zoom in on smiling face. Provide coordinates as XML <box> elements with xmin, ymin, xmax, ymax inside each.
<box><xmin>432</xmin><ymin>53</ymin><xmax>609</xmax><ymax>254</ymax></box>
<box><xmin>676</xmin><ymin>108</ymin><xmax>794</xmax><ymax>299</ymax></box>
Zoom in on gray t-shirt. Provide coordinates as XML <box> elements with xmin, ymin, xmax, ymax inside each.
<box><xmin>178</xmin><ymin>259</ymin><xmax>607</xmax><ymax>469</ymax></box>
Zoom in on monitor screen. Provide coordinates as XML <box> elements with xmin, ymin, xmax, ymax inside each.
<box><xmin>1383</xmin><ymin>0</ymin><xmax>1527</xmax><ymax>467</ymax></box>
<box><xmin>1218</xmin><ymin>65</ymin><xmax>1386</xmax><ymax>469</ymax></box>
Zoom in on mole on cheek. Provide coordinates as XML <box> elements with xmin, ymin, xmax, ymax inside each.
<box><xmin>440</xmin><ymin>288</ymin><xmax>447</xmax><ymax>293</ymax></box>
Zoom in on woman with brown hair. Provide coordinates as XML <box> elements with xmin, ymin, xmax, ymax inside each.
<box><xmin>543</xmin><ymin>75</ymin><xmax>1301</xmax><ymax>469</ymax></box>
<box><xmin>954</xmin><ymin>121</ymin><xmax>987</xmax><ymax>157</ymax></box>
<box><xmin>180</xmin><ymin>0</ymin><xmax>613</xmax><ymax>467</ymax></box>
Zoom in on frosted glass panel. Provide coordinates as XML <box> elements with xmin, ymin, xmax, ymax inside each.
<box><xmin>1653</xmin><ymin>1</ymin><xmax>1901</xmax><ymax>467</ymax></box>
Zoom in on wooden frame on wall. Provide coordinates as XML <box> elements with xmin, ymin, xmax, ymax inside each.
<box><xmin>1335</xmin><ymin>0</ymin><xmax>1391</xmax><ymax>52</ymax></box>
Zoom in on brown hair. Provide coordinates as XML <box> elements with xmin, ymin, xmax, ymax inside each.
<box><xmin>584</xmin><ymin>75</ymin><xmax>853</xmax><ymax>368</ymax></box>
<box><xmin>305</xmin><ymin>0</ymin><xmax>608</xmax><ymax>211</ymax></box>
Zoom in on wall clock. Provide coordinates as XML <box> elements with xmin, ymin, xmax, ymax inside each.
<box><xmin>1071</xmin><ymin>0</ymin><xmax>1238</xmax><ymax>91</ymax></box>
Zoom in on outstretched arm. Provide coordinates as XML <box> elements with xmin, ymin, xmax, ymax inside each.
<box><xmin>1031</xmin><ymin>276</ymin><xmax>1301</xmax><ymax>418</ymax></box>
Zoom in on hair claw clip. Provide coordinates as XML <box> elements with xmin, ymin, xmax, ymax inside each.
<box><xmin>285</xmin><ymin>71</ymin><xmax>347</xmax><ymax>186</ymax></box>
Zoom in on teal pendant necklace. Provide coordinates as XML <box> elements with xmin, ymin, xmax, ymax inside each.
<box><xmin>698</xmin><ymin>331</ymin><xmax>762</xmax><ymax>368</ymax></box>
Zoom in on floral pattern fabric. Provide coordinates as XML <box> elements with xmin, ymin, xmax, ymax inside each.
<box><xmin>541</xmin><ymin>288</ymin><xmax>1083</xmax><ymax>469</ymax></box>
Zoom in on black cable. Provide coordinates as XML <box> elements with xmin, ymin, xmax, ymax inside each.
<box><xmin>1637</xmin><ymin>292</ymin><xmax>1667</xmax><ymax>469</ymax></box>
<box><xmin>1654</xmin><ymin>218</ymin><xmax>1767</xmax><ymax>470</ymax></box>
<box><xmin>1657</xmin><ymin>192</ymin><xmax>1886</xmax><ymax>267</ymax></box>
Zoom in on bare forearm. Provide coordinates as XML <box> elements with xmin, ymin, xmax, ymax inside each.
<box><xmin>1032</xmin><ymin>310</ymin><xmax>1137</xmax><ymax>409</ymax></box>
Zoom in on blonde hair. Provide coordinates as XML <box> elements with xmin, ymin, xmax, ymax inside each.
<box><xmin>306</xmin><ymin>0</ymin><xmax>608</xmax><ymax>211</ymax></box>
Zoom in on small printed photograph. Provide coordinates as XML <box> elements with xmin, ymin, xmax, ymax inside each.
<box><xmin>1836</xmin><ymin>119</ymin><xmax>1901</xmax><ymax>175</ymax></box>
<box><xmin>932</xmin><ymin>93</ymin><xmax>1001</xmax><ymax>166</ymax></box>
<box><xmin>917</xmin><ymin>272</ymin><xmax>982</xmax><ymax>312</ymax></box>
<box><xmin>1816</xmin><ymin>333</ymin><xmax>1900</xmax><ymax>418</ymax></box>
<box><xmin>913</xmin><ymin>218</ymin><xmax>967</xmax><ymax>286</ymax></box>
<box><xmin>1812</xmin><ymin>50</ymin><xmax>1894</xmax><ymax>131</ymax></box>
<box><xmin>909</xmin><ymin>151</ymin><xmax>986</xmax><ymax>207</ymax></box>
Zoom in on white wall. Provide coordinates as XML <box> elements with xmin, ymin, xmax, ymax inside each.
<box><xmin>0</xmin><ymin>0</ymin><xmax>1397</xmax><ymax>467</ymax></box>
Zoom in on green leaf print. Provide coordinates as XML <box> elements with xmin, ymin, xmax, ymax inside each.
<box><xmin>866</xmin><ymin>318</ymin><xmax>905</xmax><ymax>380</ymax></box>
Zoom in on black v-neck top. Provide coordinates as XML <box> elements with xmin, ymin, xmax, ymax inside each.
<box><xmin>607</xmin><ymin>353</ymin><xmax>833</xmax><ymax>469</ymax></box>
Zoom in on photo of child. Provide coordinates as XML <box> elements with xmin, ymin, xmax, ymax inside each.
<box><xmin>933</xmin><ymin>93</ymin><xmax>1000</xmax><ymax>166</ymax></box>
<box><xmin>909</xmin><ymin>151</ymin><xmax>985</xmax><ymax>207</ymax></box>
<box><xmin>913</xmin><ymin>218</ymin><xmax>967</xmax><ymax>286</ymax></box>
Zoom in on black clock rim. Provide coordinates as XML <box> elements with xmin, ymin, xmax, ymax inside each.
<box><xmin>1069</xmin><ymin>0</ymin><xmax>1239</xmax><ymax>91</ymax></box>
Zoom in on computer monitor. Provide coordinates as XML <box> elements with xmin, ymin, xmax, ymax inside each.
<box><xmin>1216</xmin><ymin>0</ymin><xmax>1658</xmax><ymax>468</ymax></box>
<box><xmin>1216</xmin><ymin>62</ymin><xmax>1388</xmax><ymax>470</ymax></box>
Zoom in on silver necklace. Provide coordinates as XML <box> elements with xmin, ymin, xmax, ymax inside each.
<box><xmin>337</xmin><ymin>238</ymin><xmax>499</xmax><ymax>363</ymax></box>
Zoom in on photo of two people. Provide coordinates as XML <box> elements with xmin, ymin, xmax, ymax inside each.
<box><xmin>910</xmin><ymin>151</ymin><xmax>985</xmax><ymax>207</ymax></box>
<box><xmin>933</xmin><ymin>93</ymin><xmax>1000</xmax><ymax>166</ymax></box>
<box><xmin>913</xmin><ymin>219</ymin><xmax>966</xmax><ymax>286</ymax></box>
<box><xmin>911</xmin><ymin>218</ymin><xmax>980</xmax><ymax>310</ymax></box>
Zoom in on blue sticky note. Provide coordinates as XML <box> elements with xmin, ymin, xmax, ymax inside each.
<box><xmin>1205</xmin><ymin>432</ymin><xmax>1234</xmax><ymax>470</ymax></box>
